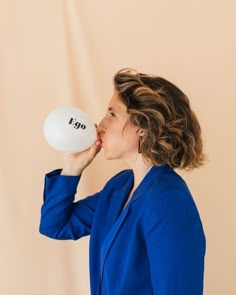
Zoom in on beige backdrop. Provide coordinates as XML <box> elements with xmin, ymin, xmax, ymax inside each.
<box><xmin>0</xmin><ymin>0</ymin><xmax>235</xmax><ymax>294</ymax></box>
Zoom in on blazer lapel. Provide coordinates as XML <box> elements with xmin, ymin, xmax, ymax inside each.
<box><xmin>98</xmin><ymin>176</ymin><xmax>134</xmax><ymax>294</ymax></box>
<box><xmin>99</xmin><ymin>198</ymin><xmax>132</xmax><ymax>294</ymax></box>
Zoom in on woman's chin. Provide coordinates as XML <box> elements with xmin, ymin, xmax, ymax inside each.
<box><xmin>103</xmin><ymin>149</ymin><xmax>116</xmax><ymax>160</ymax></box>
<box><xmin>103</xmin><ymin>152</ymin><xmax>113</xmax><ymax>160</ymax></box>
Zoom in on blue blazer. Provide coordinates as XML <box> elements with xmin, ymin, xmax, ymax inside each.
<box><xmin>39</xmin><ymin>164</ymin><xmax>206</xmax><ymax>295</ymax></box>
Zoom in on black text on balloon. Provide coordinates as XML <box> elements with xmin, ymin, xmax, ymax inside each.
<box><xmin>68</xmin><ymin>118</ymin><xmax>86</xmax><ymax>129</ymax></box>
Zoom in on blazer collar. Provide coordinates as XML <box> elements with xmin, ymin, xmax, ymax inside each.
<box><xmin>111</xmin><ymin>163</ymin><xmax>172</xmax><ymax>221</ymax></box>
<box><xmin>123</xmin><ymin>163</ymin><xmax>171</xmax><ymax>202</ymax></box>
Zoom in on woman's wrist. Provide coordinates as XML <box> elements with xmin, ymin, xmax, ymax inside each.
<box><xmin>60</xmin><ymin>166</ymin><xmax>84</xmax><ymax>176</ymax></box>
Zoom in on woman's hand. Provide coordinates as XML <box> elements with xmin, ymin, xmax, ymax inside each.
<box><xmin>61</xmin><ymin>125</ymin><xmax>102</xmax><ymax>176</ymax></box>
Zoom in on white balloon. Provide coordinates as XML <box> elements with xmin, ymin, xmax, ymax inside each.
<box><xmin>43</xmin><ymin>107</ymin><xmax>97</xmax><ymax>153</ymax></box>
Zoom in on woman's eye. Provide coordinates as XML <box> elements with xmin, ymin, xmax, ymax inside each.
<box><xmin>109</xmin><ymin>111</ymin><xmax>115</xmax><ymax>117</ymax></box>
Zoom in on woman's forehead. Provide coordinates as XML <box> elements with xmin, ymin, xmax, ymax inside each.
<box><xmin>108</xmin><ymin>92</ymin><xmax>127</xmax><ymax>115</ymax></box>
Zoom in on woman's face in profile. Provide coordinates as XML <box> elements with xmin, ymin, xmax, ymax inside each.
<box><xmin>98</xmin><ymin>91</ymin><xmax>140</xmax><ymax>161</ymax></box>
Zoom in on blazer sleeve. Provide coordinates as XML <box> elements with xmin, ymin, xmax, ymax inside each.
<box><xmin>144</xmin><ymin>189</ymin><xmax>206</xmax><ymax>295</ymax></box>
<box><xmin>39</xmin><ymin>169</ymin><xmax>100</xmax><ymax>240</ymax></box>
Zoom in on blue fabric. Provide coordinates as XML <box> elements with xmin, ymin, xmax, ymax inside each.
<box><xmin>39</xmin><ymin>164</ymin><xmax>206</xmax><ymax>295</ymax></box>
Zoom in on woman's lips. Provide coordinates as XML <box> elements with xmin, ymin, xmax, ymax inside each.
<box><xmin>99</xmin><ymin>138</ymin><xmax>103</xmax><ymax>147</ymax></box>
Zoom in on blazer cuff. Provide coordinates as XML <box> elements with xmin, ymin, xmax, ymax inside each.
<box><xmin>43</xmin><ymin>169</ymin><xmax>81</xmax><ymax>202</ymax></box>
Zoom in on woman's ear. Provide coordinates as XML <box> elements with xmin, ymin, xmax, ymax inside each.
<box><xmin>137</xmin><ymin>129</ymin><xmax>146</xmax><ymax>137</ymax></box>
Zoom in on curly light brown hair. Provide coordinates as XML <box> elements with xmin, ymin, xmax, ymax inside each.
<box><xmin>113</xmin><ymin>68</ymin><xmax>206</xmax><ymax>170</ymax></box>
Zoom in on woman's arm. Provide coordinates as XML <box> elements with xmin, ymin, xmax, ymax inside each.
<box><xmin>39</xmin><ymin>169</ymin><xmax>100</xmax><ymax>240</ymax></box>
<box><xmin>39</xmin><ymin>131</ymin><xmax>103</xmax><ymax>239</ymax></box>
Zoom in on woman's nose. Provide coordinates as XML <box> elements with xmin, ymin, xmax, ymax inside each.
<box><xmin>97</xmin><ymin>119</ymin><xmax>106</xmax><ymax>136</ymax></box>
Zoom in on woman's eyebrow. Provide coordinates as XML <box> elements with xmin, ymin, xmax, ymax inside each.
<box><xmin>108</xmin><ymin>105</ymin><xmax>127</xmax><ymax>116</ymax></box>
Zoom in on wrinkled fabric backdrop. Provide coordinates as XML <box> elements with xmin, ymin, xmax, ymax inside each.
<box><xmin>0</xmin><ymin>0</ymin><xmax>235</xmax><ymax>294</ymax></box>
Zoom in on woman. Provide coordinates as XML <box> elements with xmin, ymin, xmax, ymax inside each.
<box><xmin>39</xmin><ymin>68</ymin><xmax>206</xmax><ymax>295</ymax></box>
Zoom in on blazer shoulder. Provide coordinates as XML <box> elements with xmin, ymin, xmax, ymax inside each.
<box><xmin>150</xmin><ymin>168</ymin><xmax>192</xmax><ymax>197</ymax></box>
<box><xmin>142</xmin><ymin>171</ymin><xmax>202</xmax><ymax>230</ymax></box>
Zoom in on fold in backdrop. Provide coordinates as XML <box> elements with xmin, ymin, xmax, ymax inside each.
<box><xmin>0</xmin><ymin>0</ymin><xmax>235</xmax><ymax>294</ymax></box>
